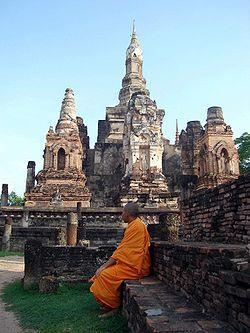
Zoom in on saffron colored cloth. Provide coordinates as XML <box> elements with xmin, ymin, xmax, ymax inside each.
<box><xmin>90</xmin><ymin>218</ymin><xmax>151</xmax><ymax>309</ymax></box>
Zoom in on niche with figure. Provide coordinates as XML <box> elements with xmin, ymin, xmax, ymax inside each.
<box><xmin>219</xmin><ymin>148</ymin><xmax>229</xmax><ymax>173</ymax></box>
<box><xmin>139</xmin><ymin>146</ymin><xmax>150</xmax><ymax>172</ymax></box>
<box><xmin>198</xmin><ymin>144</ymin><xmax>207</xmax><ymax>176</ymax></box>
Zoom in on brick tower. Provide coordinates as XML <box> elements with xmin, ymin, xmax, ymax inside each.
<box><xmin>25</xmin><ymin>88</ymin><xmax>91</xmax><ymax>208</ymax></box>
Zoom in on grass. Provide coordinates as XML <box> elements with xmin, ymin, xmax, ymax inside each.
<box><xmin>0</xmin><ymin>250</ymin><xmax>23</xmax><ymax>257</ymax></box>
<box><xmin>1</xmin><ymin>281</ymin><xmax>128</xmax><ymax>333</ymax></box>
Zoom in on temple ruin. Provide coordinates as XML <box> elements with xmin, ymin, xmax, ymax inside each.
<box><xmin>120</xmin><ymin>91</ymin><xmax>170</xmax><ymax>207</ymax></box>
<box><xmin>24</xmin><ymin>88</ymin><xmax>91</xmax><ymax>208</ymax></box>
<box><xmin>84</xmin><ymin>22</ymin><xmax>181</xmax><ymax>207</ymax></box>
<box><xmin>179</xmin><ymin>106</ymin><xmax>240</xmax><ymax>198</ymax></box>
<box><xmin>0</xmin><ymin>22</ymin><xmax>248</xmax><ymax>333</ymax></box>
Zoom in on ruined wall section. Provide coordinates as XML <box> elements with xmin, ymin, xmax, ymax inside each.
<box><xmin>162</xmin><ymin>138</ymin><xmax>181</xmax><ymax>196</ymax></box>
<box><xmin>153</xmin><ymin>242</ymin><xmax>249</xmax><ymax>333</ymax></box>
<box><xmin>86</xmin><ymin>142</ymin><xmax>124</xmax><ymax>207</ymax></box>
<box><xmin>181</xmin><ymin>173</ymin><xmax>250</xmax><ymax>244</ymax></box>
<box><xmin>0</xmin><ymin>226</ymin><xmax>66</xmax><ymax>251</ymax></box>
<box><xmin>23</xmin><ymin>240</ymin><xmax>116</xmax><ymax>286</ymax></box>
<box><xmin>77</xmin><ymin>116</ymin><xmax>89</xmax><ymax>152</ymax></box>
<box><xmin>179</xmin><ymin>107</ymin><xmax>240</xmax><ymax>196</ymax></box>
<box><xmin>179</xmin><ymin>120</ymin><xmax>204</xmax><ymax>176</ymax></box>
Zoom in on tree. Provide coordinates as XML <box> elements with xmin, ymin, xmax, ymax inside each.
<box><xmin>235</xmin><ymin>132</ymin><xmax>250</xmax><ymax>174</ymax></box>
<box><xmin>8</xmin><ymin>191</ymin><xmax>24</xmax><ymax>206</ymax></box>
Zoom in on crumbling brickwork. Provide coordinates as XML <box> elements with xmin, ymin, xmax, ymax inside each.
<box><xmin>181</xmin><ymin>173</ymin><xmax>250</xmax><ymax>244</ymax></box>
<box><xmin>25</xmin><ymin>88</ymin><xmax>91</xmax><ymax>208</ymax></box>
<box><xmin>23</xmin><ymin>240</ymin><xmax>116</xmax><ymax>287</ymax></box>
<box><xmin>179</xmin><ymin>107</ymin><xmax>240</xmax><ymax>195</ymax></box>
<box><xmin>153</xmin><ymin>242</ymin><xmax>249</xmax><ymax>333</ymax></box>
<box><xmin>0</xmin><ymin>226</ymin><xmax>66</xmax><ymax>251</ymax></box>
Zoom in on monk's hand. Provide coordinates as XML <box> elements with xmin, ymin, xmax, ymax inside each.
<box><xmin>94</xmin><ymin>258</ymin><xmax>116</xmax><ymax>278</ymax></box>
<box><xmin>95</xmin><ymin>266</ymin><xmax>105</xmax><ymax>278</ymax></box>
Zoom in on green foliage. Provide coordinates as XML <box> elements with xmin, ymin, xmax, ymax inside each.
<box><xmin>8</xmin><ymin>191</ymin><xmax>24</xmax><ymax>206</ymax></box>
<box><xmin>1</xmin><ymin>281</ymin><xmax>128</xmax><ymax>333</ymax></box>
<box><xmin>0</xmin><ymin>251</ymin><xmax>23</xmax><ymax>257</ymax></box>
<box><xmin>235</xmin><ymin>132</ymin><xmax>250</xmax><ymax>174</ymax></box>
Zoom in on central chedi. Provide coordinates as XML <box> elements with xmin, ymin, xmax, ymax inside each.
<box><xmin>89</xmin><ymin>21</ymin><xmax>174</xmax><ymax>207</ymax></box>
<box><xmin>104</xmin><ymin>21</ymin><xmax>149</xmax><ymax>143</ymax></box>
<box><xmin>120</xmin><ymin>91</ymin><xmax>170</xmax><ymax>207</ymax></box>
<box><xmin>118</xmin><ymin>23</ymin><xmax>170</xmax><ymax>207</ymax></box>
<box><xmin>25</xmin><ymin>88</ymin><xmax>91</xmax><ymax>208</ymax></box>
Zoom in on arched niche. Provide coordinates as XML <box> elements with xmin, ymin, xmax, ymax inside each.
<box><xmin>57</xmin><ymin>148</ymin><xmax>66</xmax><ymax>170</ymax></box>
<box><xmin>198</xmin><ymin>144</ymin><xmax>207</xmax><ymax>176</ymax></box>
<box><xmin>220</xmin><ymin>148</ymin><xmax>229</xmax><ymax>173</ymax></box>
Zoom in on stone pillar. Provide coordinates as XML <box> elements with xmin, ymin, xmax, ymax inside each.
<box><xmin>67</xmin><ymin>212</ymin><xmax>78</xmax><ymax>246</ymax></box>
<box><xmin>207</xmin><ymin>152</ymin><xmax>213</xmax><ymax>174</ymax></box>
<box><xmin>23</xmin><ymin>239</ymin><xmax>42</xmax><ymax>289</ymax></box>
<box><xmin>65</xmin><ymin>154</ymin><xmax>70</xmax><ymax>169</ymax></box>
<box><xmin>1</xmin><ymin>184</ymin><xmax>8</xmax><ymax>206</ymax></box>
<box><xmin>25</xmin><ymin>161</ymin><xmax>36</xmax><ymax>193</ymax></box>
<box><xmin>77</xmin><ymin>202</ymin><xmax>87</xmax><ymax>243</ymax></box>
<box><xmin>21</xmin><ymin>210</ymin><xmax>29</xmax><ymax>227</ymax></box>
<box><xmin>77</xmin><ymin>202</ymin><xmax>82</xmax><ymax>222</ymax></box>
<box><xmin>2</xmin><ymin>217</ymin><xmax>12</xmax><ymax>251</ymax></box>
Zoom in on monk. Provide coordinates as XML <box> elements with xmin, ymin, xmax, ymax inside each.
<box><xmin>90</xmin><ymin>202</ymin><xmax>151</xmax><ymax>316</ymax></box>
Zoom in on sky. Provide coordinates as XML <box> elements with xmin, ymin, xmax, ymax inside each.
<box><xmin>0</xmin><ymin>0</ymin><xmax>249</xmax><ymax>196</ymax></box>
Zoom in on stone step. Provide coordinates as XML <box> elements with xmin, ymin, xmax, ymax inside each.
<box><xmin>123</xmin><ymin>276</ymin><xmax>237</xmax><ymax>333</ymax></box>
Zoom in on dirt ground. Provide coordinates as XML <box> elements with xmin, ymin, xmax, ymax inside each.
<box><xmin>0</xmin><ymin>256</ymin><xmax>34</xmax><ymax>333</ymax></box>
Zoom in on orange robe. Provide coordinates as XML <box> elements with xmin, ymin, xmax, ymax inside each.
<box><xmin>90</xmin><ymin>217</ymin><xmax>151</xmax><ymax>309</ymax></box>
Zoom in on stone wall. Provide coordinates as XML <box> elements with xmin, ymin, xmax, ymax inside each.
<box><xmin>162</xmin><ymin>139</ymin><xmax>181</xmax><ymax>196</ymax></box>
<box><xmin>181</xmin><ymin>173</ymin><xmax>250</xmax><ymax>243</ymax></box>
<box><xmin>23</xmin><ymin>240</ymin><xmax>116</xmax><ymax>287</ymax></box>
<box><xmin>84</xmin><ymin>227</ymin><xmax>124</xmax><ymax>245</ymax></box>
<box><xmin>86</xmin><ymin>143</ymin><xmax>124</xmax><ymax>207</ymax></box>
<box><xmin>179</xmin><ymin>108</ymin><xmax>240</xmax><ymax>191</ymax></box>
<box><xmin>0</xmin><ymin>225</ymin><xmax>123</xmax><ymax>251</ymax></box>
<box><xmin>0</xmin><ymin>226</ymin><xmax>66</xmax><ymax>251</ymax></box>
<box><xmin>0</xmin><ymin>207</ymin><xmax>180</xmax><ymax>251</ymax></box>
<box><xmin>0</xmin><ymin>206</ymin><xmax>179</xmax><ymax>227</ymax></box>
<box><xmin>153</xmin><ymin>241</ymin><xmax>249</xmax><ymax>332</ymax></box>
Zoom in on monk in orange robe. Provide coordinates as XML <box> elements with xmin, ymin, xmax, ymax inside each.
<box><xmin>90</xmin><ymin>202</ymin><xmax>151</xmax><ymax>314</ymax></box>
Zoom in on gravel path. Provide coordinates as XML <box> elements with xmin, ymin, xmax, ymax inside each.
<box><xmin>0</xmin><ymin>256</ymin><xmax>34</xmax><ymax>333</ymax></box>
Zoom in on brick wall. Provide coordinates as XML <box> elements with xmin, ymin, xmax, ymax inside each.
<box><xmin>23</xmin><ymin>240</ymin><xmax>116</xmax><ymax>287</ymax></box>
<box><xmin>181</xmin><ymin>173</ymin><xmax>250</xmax><ymax>243</ymax></box>
<box><xmin>0</xmin><ymin>207</ymin><xmax>179</xmax><ymax>227</ymax></box>
<box><xmin>153</xmin><ymin>241</ymin><xmax>249</xmax><ymax>332</ymax></box>
<box><xmin>0</xmin><ymin>226</ymin><xmax>66</xmax><ymax>251</ymax></box>
<box><xmin>84</xmin><ymin>227</ymin><xmax>124</xmax><ymax>245</ymax></box>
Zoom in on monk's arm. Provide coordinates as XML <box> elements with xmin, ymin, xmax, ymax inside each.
<box><xmin>95</xmin><ymin>257</ymin><xmax>116</xmax><ymax>277</ymax></box>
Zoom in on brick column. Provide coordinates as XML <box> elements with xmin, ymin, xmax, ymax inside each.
<box><xmin>77</xmin><ymin>202</ymin><xmax>87</xmax><ymax>243</ymax></box>
<box><xmin>23</xmin><ymin>239</ymin><xmax>42</xmax><ymax>289</ymax></box>
<box><xmin>21</xmin><ymin>210</ymin><xmax>29</xmax><ymax>227</ymax></box>
<box><xmin>2</xmin><ymin>216</ymin><xmax>12</xmax><ymax>251</ymax></box>
<box><xmin>67</xmin><ymin>212</ymin><xmax>78</xmax><ymax>246</ymax></box>
<box><xmin>1</xmin><ymin>184</ymin><xmax>8</xmax><ymax>206</ymax></box>
<box><xmin>25</xmin><ymin>161</ymin><xmax>36</xmax><ymax>193</ymax></box>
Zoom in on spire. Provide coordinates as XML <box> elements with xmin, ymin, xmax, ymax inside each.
<box><xmin>118</xmin><ymin>21</ymin><xmax>149</xmax><ymax>106</ymax></box>
<box><xmin>175</xmin><ymin>119</ymin><xmax>179</xmax><ymax>146</ymax></box>
<box><xmin>132</xmin><ymin>19</ymin><xmax>136</xmax><ymax>38</ymax></box>
<box><xmin>56</xmin><ymin>88</ymin><xmax>78</xmax><ymax>134</ymax></box>
<box><xmin>126</xmin><ymin>20</ymin><xmax>142</xmax><ymax>61</ymax></box>
<box><xmin>59</xmin><ymin>88</ymin><xmax>77</xmax><ymax>121</ymax></box>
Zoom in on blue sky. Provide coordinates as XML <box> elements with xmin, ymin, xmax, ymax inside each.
<box><xmin>0</xmin><ymin>0</ymin><xmax>249</xmax><ymax>196</ymax></box>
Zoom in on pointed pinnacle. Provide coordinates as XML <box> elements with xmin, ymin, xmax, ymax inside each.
<box><xmin>175</xmin><ymin>119</ymin><xmax>179</xmax><ymax>146</ymax></box>
<box><xmin>132</xmin><ymin>19</ymin><xmax>136</xmax><ymax>35</ymax></box>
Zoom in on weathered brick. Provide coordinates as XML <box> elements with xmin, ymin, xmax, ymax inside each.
<box><xmin>238</xmin><ymin>313</ymin><xmax>250</xmax><ymax>327</ymax></box>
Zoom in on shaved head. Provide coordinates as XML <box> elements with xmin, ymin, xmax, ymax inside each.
<box><xmin>123</xmin><ymin>201</ymin><xmax>139</xmax><ymax>218</ymax></box>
